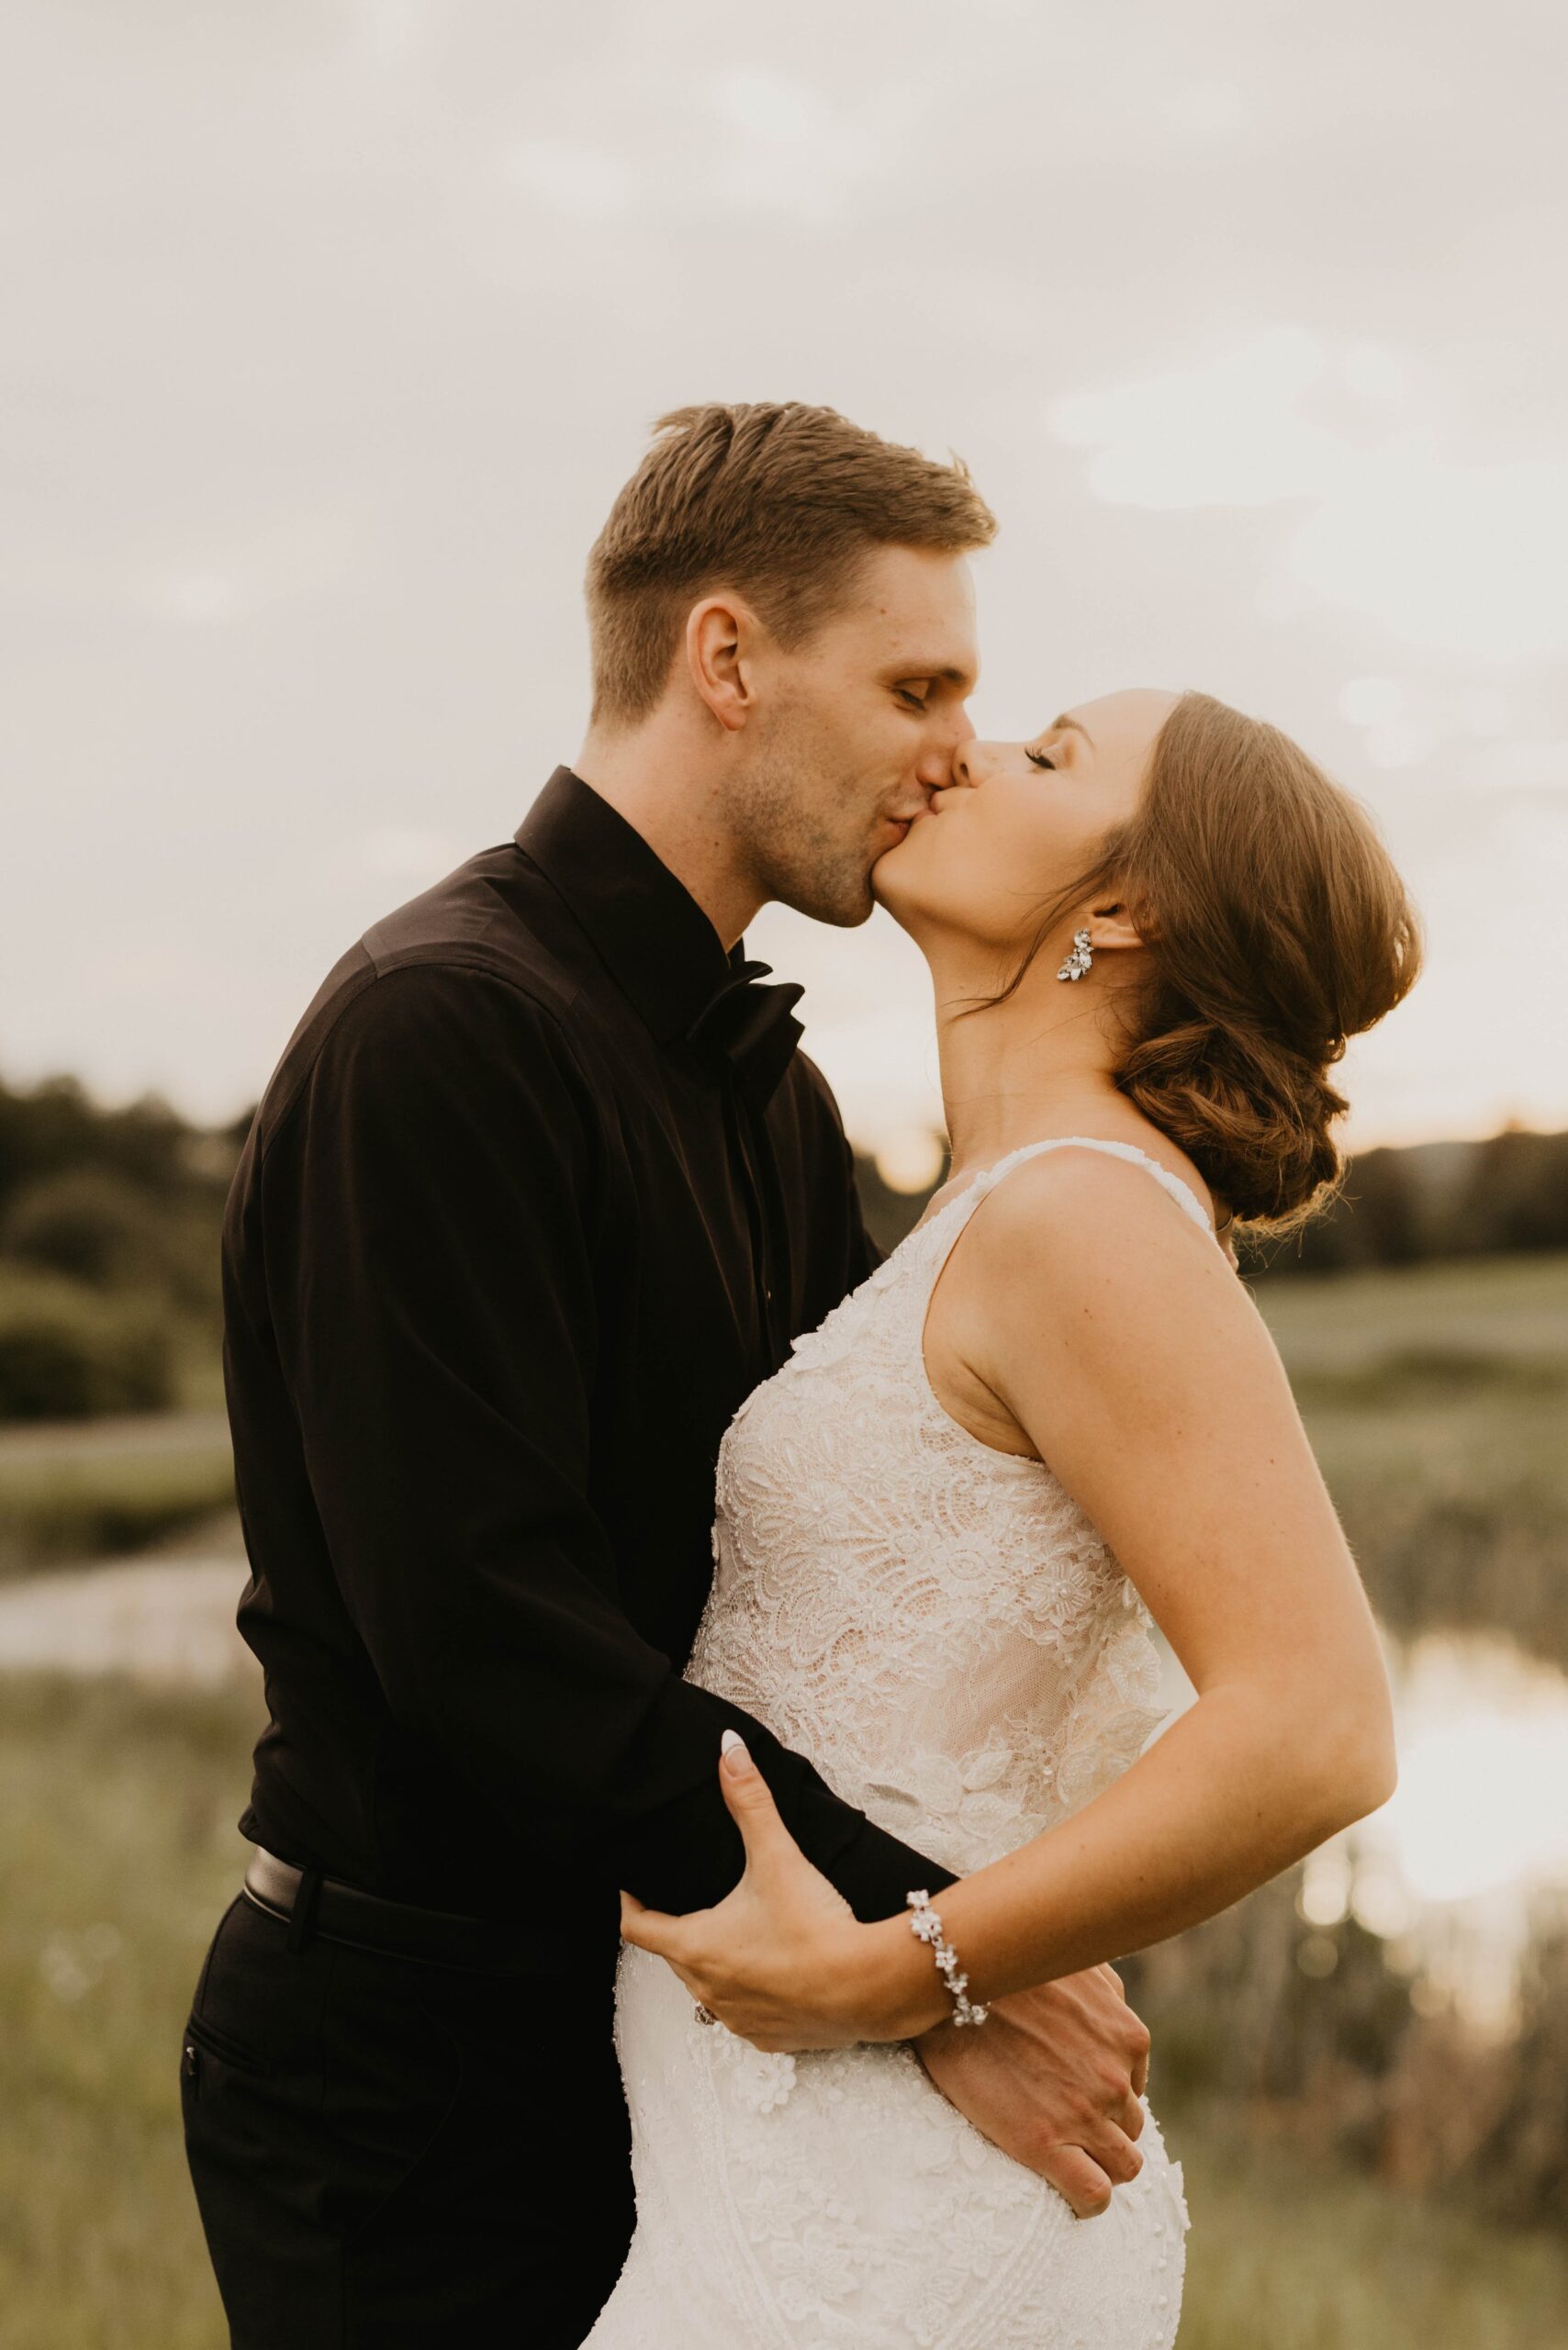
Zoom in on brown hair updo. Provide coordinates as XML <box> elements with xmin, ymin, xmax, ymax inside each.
<box><xmin>994</xmin><ymin>692</ymin><xmax>1422</xmax><ymax>1232</ymax></box>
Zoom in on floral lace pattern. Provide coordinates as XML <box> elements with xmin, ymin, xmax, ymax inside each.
<box><xmin>585</xmin><ymin>1139</ymin><xmax>1204</xmax><ymax>2349</ymax></box>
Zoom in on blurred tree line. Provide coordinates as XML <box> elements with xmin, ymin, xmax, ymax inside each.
<box><xmin>854</xmin><ymin>1125</ymin><xmax>1568</xmax><ymax>1270</ymax></box>
<box><xmin>1243</xmin><ymin>1125</ymin><xmax>1568</xmax><ymax>1276</ymax></box>
<box><xmin>0</xmin><ymin>1077</ymin><xmax>246</xmax><ymax>1420</ymax></box>
<box><xmin>1</xmin><ymin>1063</ymin><xmax>1564</xmax><ymax>1419</ymax></box>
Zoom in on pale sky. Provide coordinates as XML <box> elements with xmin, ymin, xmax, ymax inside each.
<box><xmin>5</xmin><ymin>0</ymin><xmax>1566</xmax><ymax>1153</ymax></box>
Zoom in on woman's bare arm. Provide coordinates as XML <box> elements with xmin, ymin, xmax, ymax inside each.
<box><xmin>846</xmin><ymin>1147</ymin><xmax>1397</xmax><ymax>2032</ymax></box>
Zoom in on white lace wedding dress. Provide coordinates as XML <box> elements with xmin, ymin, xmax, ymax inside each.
<box><xmin>586</xmin><ymin>1138</ymin><xmax>1199</xmax><ymax>2349</ymax></box>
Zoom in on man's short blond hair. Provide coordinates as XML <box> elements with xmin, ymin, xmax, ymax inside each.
<box><xmin>585</xmin><ymin>402</ymin><xmax>997</xmax><ymax>728</ymax></box>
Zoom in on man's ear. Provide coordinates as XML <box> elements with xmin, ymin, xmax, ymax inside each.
<box><xmin>685</xmin><ymin>594</ymin><xmax>756</xmax><ymax>734</ymax></box>
<box><xmin>1085</xmin><ymin>899</ymin><xmax>1148</xmax><ymax>955</ymax></box>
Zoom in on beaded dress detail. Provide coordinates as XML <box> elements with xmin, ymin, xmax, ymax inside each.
<box><xmin>584</xmin><ymin>1139</ymin><xmax>1198</xmax><ymax>2349</ymax></box>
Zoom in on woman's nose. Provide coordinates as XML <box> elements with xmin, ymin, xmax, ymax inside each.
<box><xmin>947</xmin><ymin>739</ymin><xmax>980</xmax><ymax>788</ymax></box>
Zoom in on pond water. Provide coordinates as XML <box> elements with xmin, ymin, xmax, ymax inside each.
<box><xmin>2</xmin><ymin>1555</ymin><xmax>1564</xmax><ymax>2031</ymax></box>
<box><xmin>1151</xmin><ymin>1624</ymin><xmax>1568</xmax><ymax>2033</ymax></box>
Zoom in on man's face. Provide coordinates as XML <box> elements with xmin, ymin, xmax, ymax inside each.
<box><xmin>731</xmin><ymin>544</ymin><xmax>980</xmax><ymax>926</ymax></box>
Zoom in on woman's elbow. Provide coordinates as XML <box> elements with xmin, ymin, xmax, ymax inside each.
<box><xmin>1312</xmin><ymin>1696</ymin><xmax>1398</xmax><ymax>1831</ymax></box>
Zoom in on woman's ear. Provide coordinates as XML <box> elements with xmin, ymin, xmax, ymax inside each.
<box><xmin>1085</xmin><ymin>899</ymin><xmax>1148</xmax><ymax>955</ymax></box>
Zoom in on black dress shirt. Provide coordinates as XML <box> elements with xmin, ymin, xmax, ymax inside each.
<box><xmin>223</xmin><ymin>767</ymin><xmax>955</xmax><ymax>1954</ymax></box>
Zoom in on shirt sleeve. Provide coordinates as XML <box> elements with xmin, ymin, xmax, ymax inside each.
<box><xmin>257</xmin><ymin>963</ymin><xmax>953</xmax><ymax>1921</ymax></box>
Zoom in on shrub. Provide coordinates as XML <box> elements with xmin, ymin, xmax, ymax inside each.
<box><xmin>0</xmin><ymin>1270</ymin><xmax>175</xmax><ymax>1420</ymax></box>
<box><xmin>1</xmin><ymin>1168</ymin><xmax>172</xmax><ymax>1291</ymax></box>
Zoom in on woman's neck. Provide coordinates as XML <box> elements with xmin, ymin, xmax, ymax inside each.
<box><xmin>926</xmin><ymin>937</ymin><xmax>1146</xmax><ymax>1184</ymax></box>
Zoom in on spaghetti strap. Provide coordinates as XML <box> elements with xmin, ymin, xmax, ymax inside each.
<box><xmin>952</xmin><ymin>1134</ymin><xmax>1215</xmax><ymax>1238</ymax></box>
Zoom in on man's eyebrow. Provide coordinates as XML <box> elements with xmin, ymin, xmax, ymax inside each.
<box><xmin>1050</xmin><ymin>712</ymin><xmax>1094</xmax><ymax>747</ymax></box>
<box><xmin>888</xmin><ymin>661</ymin><xmax>978</xmax><ymax>690</ymax></box>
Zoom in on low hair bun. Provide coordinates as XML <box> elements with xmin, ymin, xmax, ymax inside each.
<box><xmin>1110</xmin><ymin>695</ymin><xmax>1420</xmax><ymax>1232</ymax></box>
<box><xmin>1116</xmin><ymin>1006</ymin><xmax>1350</xmax><ymax>1227</ymax></box>
<box><xmin>985</xmin><ymin>693</ymin><xmax>1421</xmax><ymax>1235</ymax></box>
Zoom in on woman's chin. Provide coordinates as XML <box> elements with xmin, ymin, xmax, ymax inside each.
<box><xmin>869</xmin><ymin>841</ymin><xmax>916</xmax><ymax>923</ymax></box>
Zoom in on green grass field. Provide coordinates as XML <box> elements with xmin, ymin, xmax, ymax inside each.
<box><xmin>1252</xmin><ymin>1253</ymin><xmax>1568</xmax><ymax>1672</ymax></box>
<box><xmin>0</xmin><ymin>1412</ymin><xmax>234</xmax><ymax>1577</ymax></box>
<box><xmin>5</xmin><ymin>1671</ymin><xmax>1567</xmax><ymax>2350</ymax></box>
<box><xmin>1254</xmin><ymin>1248</ymin><xmax>1568</xmax><ymax>1378</ymax></box>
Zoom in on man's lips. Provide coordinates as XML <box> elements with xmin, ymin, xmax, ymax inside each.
<box><xmin>879</xmin><ymin>797</ymin><xmax>944</xmax><ymax>851</ymax></box>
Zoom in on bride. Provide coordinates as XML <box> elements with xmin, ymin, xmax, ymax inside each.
<box><xmin>588</xmin><ymin>685</ymin><xmax>1418</xmax><ymax>2347</ymax></box>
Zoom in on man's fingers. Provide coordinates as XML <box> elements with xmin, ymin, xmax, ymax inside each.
<box><xmin>1037</xmin><ymin>2145</ymin><xmax>1116</xmax><ymax>2221</ymax></box>
<box><xmin>1081</xmin><ymin>2118</ymin><xmax>1145</xmax><ymax>2186</ymax></box>
<box><xmin>1120</xmin><ymin>2000</ymin><xmax>1152</xmax><ymax>2100</ymax></box>
<box><xmin>1100</xmin><ymin>2115</ymin><xmax>1147</xmax><ymax>2180</ymax></box>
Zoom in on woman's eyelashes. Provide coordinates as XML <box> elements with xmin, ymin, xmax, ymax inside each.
<box><xmin>1025</xmin><ymin>745</ymin><xmax>1057</xmax><ymax>771</ymax></box>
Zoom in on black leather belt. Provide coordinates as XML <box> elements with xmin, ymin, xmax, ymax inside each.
<box><xmin>241</xmin><ymin>1845</ymin><xmax>594</xmax><ymax>1975</ymax></box>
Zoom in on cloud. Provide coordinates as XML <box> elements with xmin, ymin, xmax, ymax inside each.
<box><xmin>1288</xmin><ymin>454</ymin><xmax>1568</xmax><ymax>665</ymax></box>
<box><xmin>500</xmin><ymin>139</ymin><xmax>637</xmax><ymax>218</ymax></box>
<box><xmin>129</xmin><ymin>514</ymin><xmax>358</xmax><ymax>629</ymax></box>
<box><xmin>702</xmin><ymin>68</ymin><xmax>906</xmax><ymax>220</ymax></box>
<box><xmin>1050</xmin><ymin>328</ymin><xmax>1343</xmax><ymax>508</ymax></box>
<box><xmin>358</xmin><ymin>827</ymin><xmax>469</xmax><ymax>880</ymax></box>
<box><xmin>1462</xmin><ymin>740</ymin><xmax>1568</xmax><ymax>790</ymax></box>
<box><xmin>1052</xmin><ymin>330</ymin><xmax>1568</xmax><ymax>664</ymax></box>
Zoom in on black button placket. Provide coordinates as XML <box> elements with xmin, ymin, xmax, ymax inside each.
<box><xmin>736</xmin><ymin>1088</ymin><xmax>793</xmax><ymax>1370</ymax></box>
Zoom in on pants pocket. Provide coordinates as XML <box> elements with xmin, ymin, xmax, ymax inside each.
<box><xmin>324</xmin><ymin>1997</ymin><xmax>467</xmax><ymax>2246</ymax></box>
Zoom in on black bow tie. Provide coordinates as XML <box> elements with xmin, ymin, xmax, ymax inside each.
<box><xmin>684</xmin><ymin>959</ymin><xmax>805</xmax><ymax>1111</ymax></box>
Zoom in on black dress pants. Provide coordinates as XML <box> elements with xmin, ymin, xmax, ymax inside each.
<box><xmin>181</xmin><ymin>1891</ymin><xmax>635</xmax><ymax>2347</ymax></box>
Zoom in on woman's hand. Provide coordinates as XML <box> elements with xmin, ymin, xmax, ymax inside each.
<box><xmin>619</xmin><ymin>1732</ymin><xmax>917</xmax><ymax>2052</ymax></box>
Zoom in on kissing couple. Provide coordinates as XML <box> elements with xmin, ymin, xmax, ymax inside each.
<box><xmin>183</xmin><ymin>400</ymin><xmax>1418</xmax><ymax>2347</ymax></box>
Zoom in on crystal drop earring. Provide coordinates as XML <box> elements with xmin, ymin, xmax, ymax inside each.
<box><xmin>1057</xmin><ymin>927</ymin><xmax>1094</xmax><ymax>983</ymax></box>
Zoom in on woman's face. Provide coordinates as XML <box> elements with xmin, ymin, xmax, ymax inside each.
<box><xmin>872</xmin><ymin>687</ymin><xmax>1179</xmax><ymax>952</ymax></box>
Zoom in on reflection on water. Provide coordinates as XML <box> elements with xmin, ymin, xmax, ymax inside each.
<box><xmin>3</xmin><ymin>1556</ymin><xmax>1566</xmax><ymax>2031</ymax></box>
<box><xmin>1328</xmin><ymin>1631</ymin><xmax>1568</xmax><ymax>2032</ymax></box>
<box><xmin>1153</xmin><ymin>1624</ymin><xmax>1568</xmax><ymax>2033</ymax></box>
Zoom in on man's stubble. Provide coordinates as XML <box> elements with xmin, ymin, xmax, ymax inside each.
<box><xmin>728</xmin><ymin>704</ymin><xmax>883</xmax><ymax>932</ymax></box>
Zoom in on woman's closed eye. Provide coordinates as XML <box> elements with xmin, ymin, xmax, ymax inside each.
<box><xmin>1025</xmin><ymin>746</ymin><xmax>1057</xmax><ymax>771</ymax></box>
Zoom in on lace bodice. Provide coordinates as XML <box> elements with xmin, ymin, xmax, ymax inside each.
<box><xmin>688</xmin><ymin>1136</ymin><xmax>1207</xmax><ymax>1877</ymax></box>
<box><xmin>585</xmin><ymin>1138</ymin><xmax>1201</xmax><ymax>2350</ymax></box>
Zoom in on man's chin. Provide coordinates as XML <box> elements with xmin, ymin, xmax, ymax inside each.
<box><xmin>820</xmin><ymin>883</ymin><xmax>878</xmax><ymax>930</ymax></box>
<box><xmin>775</xmin><ymin>868</ymin><xmax>878</xmax><ymax>929</ymax></box>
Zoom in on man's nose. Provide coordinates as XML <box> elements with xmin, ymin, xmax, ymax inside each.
<box><xmin>916</xmin><ymin>703</ymin><xmax>977</xmax><ymax>792</ymax></box>
<box><xmin>946</xmin><ymin>738</ymin><xmax>982</xmax><ymax>789</ymax></box>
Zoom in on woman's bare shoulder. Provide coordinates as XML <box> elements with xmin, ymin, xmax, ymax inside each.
<box><xmin>958</xmin><ymin>1142</ymin><xmax>1260</xmax><ymax>1355</ymax></box>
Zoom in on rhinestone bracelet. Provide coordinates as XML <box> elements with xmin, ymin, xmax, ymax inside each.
<box><xmin>906</xmin><ymin>1889</ymin><xmax>989</xmax><ymax>2026</ymax></box>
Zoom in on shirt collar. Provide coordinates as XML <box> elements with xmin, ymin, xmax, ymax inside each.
<box><xmin>515</xmin><ymin>767</ymin><xmax>744</xmax><ymax>1045</ymax></box>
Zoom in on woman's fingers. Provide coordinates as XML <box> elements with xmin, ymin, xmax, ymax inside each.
<box><xmin>714</xmin><ymin>1731</ymin><xmax>795</xmax><ymax>1868</ymax></box>
<box><xmin>618</xmin><ymin>1890</ymin><xmax>685</xmax><ymax>1957</ymax></box>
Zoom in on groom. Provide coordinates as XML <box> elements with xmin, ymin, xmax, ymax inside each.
<box><xmin>184</xmin><ymin>402</ymin><xmax>1153</xmax><ymax>2347</ymax></box>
